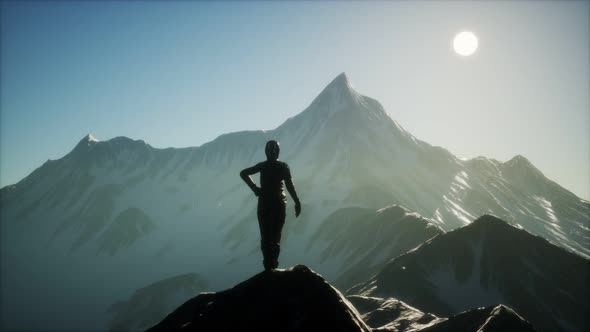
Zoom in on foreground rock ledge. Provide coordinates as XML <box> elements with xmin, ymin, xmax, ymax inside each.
<box><xmin>146</xmin><ymin>265</ymin><xmax>371</xmax><ymax>332</ymax></box>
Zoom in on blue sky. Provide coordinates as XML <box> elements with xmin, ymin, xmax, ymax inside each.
<box><xmin>1</xmin><ymin>1</ymin><xmax>588</xmax><ymax>199</ymax></box>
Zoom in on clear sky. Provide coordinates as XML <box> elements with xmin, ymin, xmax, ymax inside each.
<box><xmin>1</xmin><ymin>1</ymin><xmax>588</xmax><ymax>200</ymax></box>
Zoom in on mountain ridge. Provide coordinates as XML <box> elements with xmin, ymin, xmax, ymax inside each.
<box><xmin>12</xmin><ymin>71</ymin><xmax>572</xmax><ymax>198</ymax></box>
<box><xmin>349</xmin><ymin>214</ymin><xmax>590</xmax><ymax>332</ymax></box>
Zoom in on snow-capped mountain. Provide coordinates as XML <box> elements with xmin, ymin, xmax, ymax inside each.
<box><xmin>1</xmin><ymin>73</ymin><xmax>588</xmax><ymax>331</ymax></box>
<box><xmin>349</xmin><ymin>215</ymin><xmax>590</xmax><ymax>332</ymax></box>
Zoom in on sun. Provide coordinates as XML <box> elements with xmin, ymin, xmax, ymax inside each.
<box><xmin>453</xmin><ymin>31</ymin><xmax>478</xmax><ymax>56</ymax></box>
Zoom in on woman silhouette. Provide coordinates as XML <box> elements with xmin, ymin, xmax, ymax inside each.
<box><xmin>240</xmin><ymin>140</ymin><xmax>301</xmax><ymax>271</ymax></box>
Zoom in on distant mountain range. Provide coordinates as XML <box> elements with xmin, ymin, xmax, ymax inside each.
<box><xmin>1</xmin><ymin>73</ymin><xmax>588</xmax><ymax>331</ymax></box>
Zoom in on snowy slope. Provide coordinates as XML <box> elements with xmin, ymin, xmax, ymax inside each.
<box><xmin>1</xmin><ymin>72</ymin><xmax>588</xmax><ymax>331</ymax></box>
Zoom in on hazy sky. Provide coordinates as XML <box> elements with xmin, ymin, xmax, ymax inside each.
<box><xmin>1</xmin><ymin>1</ymin><xmax>588</xmax><ymax>199</ymax></box>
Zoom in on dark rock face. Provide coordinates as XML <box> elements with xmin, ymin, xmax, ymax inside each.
<box><xmin>146</xmin><ymin>265</ymin><xmax>371</xmax><ymax>332</ymax></box>
<box><xmin>350</xmin><ymin>215</ymin><xmax>590</xmax><ymax>332</ymax></box>
<box><xmin>420</xmin><ymin>305</ymin><xmax>536</xmax><ymax>332</ymax></box>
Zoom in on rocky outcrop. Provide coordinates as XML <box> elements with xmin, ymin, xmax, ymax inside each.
<box><xmin>147</xmin><ymin>265</ymin><xmax>371</xmax><ymax>332</ymax></box>
<box><xmin>347</xmin><ymin>295</ymin><xmax>443</xmax><ymax>331</ymax></box>
<box><xmin>419</xmin><ymin>305</ymin><xmax>536</xmax><ymax>332</ymax></box>
<box><xmin>349</xmin><ymin>296</ymin><xmax>535</xmax><ymax>332</ymax></box>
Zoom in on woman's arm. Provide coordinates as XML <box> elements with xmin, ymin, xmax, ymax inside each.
<box><xmin>240</xmin><ymin>163</ymin><xmax>262</xmax><ymax>196</ymax></box>
<box><xmin>285</xmin><ymin>178</ymin><xmax>301</xmax><ymax>217</ymax></box>
<box><xmin>283</xmin><ymin>163</ymin><xmax>301</xmax><ymax>217</ymax></box>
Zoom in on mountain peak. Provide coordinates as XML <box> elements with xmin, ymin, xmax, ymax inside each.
<box><xmin>502</xmin><ymin>154</ymin><xmax>544</xmax><ymax>179</ymax></box>
<box><xmin>72</xmin><ymin>133</ymin><xmax>99</xmax><ymax>153</ymax></box>
<box><xmin>331</xmin><ymin>72</ymin><xmax>351</xmax><ymax>86</ymax></box>
<box><xmin>470</xmin><ymin>214</ymin><xmax>511</xmax><ymax>228</ymax></box>
<box><xmin>324</xmin><ymin>72</ymin><xmax>355</xmax><ymax>94</ymax></box>
<box><xmin>81</xmin><ymin>133</ymin><xmax>99</xmax><ymax>143</ymax></box>
<box><xmin>505</xmin><ymin>154</ymin><xmax>532</xmax><ymax>167</ymax></box>
<box><xmin>307</xmin><ymin>72</ymin><xmax>362</xmax><ymax>112</ymax></box>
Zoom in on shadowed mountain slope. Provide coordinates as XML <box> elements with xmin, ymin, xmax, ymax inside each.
<box><xmin>308</xmin><ymin>205</ymin><xmax>443</xmax><ymax>289</ymax></box>
<box><xmin>350</xmin><ymin>215</ymin><xmax>590</xmax><ymax>332</ymax></box>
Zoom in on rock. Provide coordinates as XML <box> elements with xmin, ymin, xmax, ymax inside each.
<box><xmin>147</xmin><ymin>265</ymin><xmax>371</xmax><ymax>332</ymax></box>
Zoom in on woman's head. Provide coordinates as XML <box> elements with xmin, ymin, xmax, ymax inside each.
<box><xmin>265</xmin><ymin>140</ymin><xmax>280</xmax><ymax>160</ymax></box>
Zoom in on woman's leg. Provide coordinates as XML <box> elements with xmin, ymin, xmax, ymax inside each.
<box><xmin>258</xmin><ymin>200</ymin><xmax>273</xmax><ymax>270</ymax></box>
<box><xmin>268</xmin><ymin>202</ymin><xmax>286</xmax><ymax>269</ymax></box>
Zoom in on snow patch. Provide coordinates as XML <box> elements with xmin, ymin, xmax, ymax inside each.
<box><xmin>433</xmin><ymin>208</ymin><xmax>444</xmax><ymax>225</ymax></box>
<box><xmin>533</xmin><ymin>196</ymin><xmax>558</xmax><ymax>223</ymax></box>
<box><xmin>443</xmin><ymin>195</ymin><xmax>475</xmax><ymax>225</ymax></box>
<box><xmin>453</xmin><ymin>171</ymin><xmax>471</xmax><ymax>189</ymax></box>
